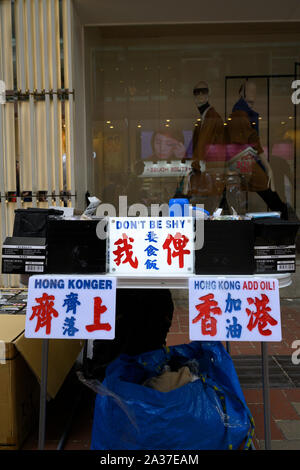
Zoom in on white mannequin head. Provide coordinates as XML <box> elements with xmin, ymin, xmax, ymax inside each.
<box><xmin>193</xmin><ymin>80</ymin><xmax>210</xmax><ymax>107</ymax></box>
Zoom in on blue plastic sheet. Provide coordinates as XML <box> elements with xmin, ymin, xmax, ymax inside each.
<box><xmin>90</xmin><ymin>341</ymin><xmax>254</xmax><ymax>450</ymax></box>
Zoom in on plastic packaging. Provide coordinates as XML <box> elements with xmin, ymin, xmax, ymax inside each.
<box><xmin>81</xmin><ymin>197</ymin><xmax>101</xmax><ymax>218</ymax></box>
<box><xmin>246</xmin><ymin>211</ymin><xmax>281</xmax><ymax>219</ymax></box>
<box><xmin>191</xmin><ymin>206</ymin><xmax>210</xmax><ymax>219</ymax></box>
<box><xmin>226</xmin><ymin>173</ymin><xmax>246</xmax><ymax>215</ymax></box>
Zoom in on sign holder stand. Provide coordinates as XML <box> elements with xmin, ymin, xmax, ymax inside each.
<box><xmin>261</xmin><ymin>342</ymin><xmax>271</xmax><ymax>449</ymax></box>
<box><xmin>34</xmin><ymin>272</ymin><xmax>290</xmax><ymax>451</ymax></box>
<box><xmin>38</xmin><ymin>339</ymin><xmax>49</xmax><ymax>450</ymax></box>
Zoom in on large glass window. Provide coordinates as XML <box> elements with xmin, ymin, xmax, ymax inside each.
<box><xmin>84</xmin><ymin>25</ymin><xmax>300</xmax><ymax>218</ymax></box>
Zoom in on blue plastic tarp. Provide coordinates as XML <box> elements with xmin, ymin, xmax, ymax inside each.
<box><xmin>91</xmin><ymin>341</ymin><xmax>254</xmax><ymax>450</ymax></box>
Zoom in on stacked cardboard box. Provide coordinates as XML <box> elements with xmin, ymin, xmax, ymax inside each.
<box><xmin>0</xmin><ymin>311</ymin><xmax>84</xmax><ymax>450</ymax></box>
<box><xmin>253</xmin><ymin>218</ymin><xmax>300</xmax><ymax>274</ymax></box>
<box><xmin>2</xmin><ymin>237</ymin><xmax>47</xmax><ymax>275</ymax></box>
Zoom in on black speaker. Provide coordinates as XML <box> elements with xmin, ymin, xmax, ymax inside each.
<box><xmin>46</xmin><ymin>216</ymin><xmax>107</xmax><ymax>274</ymax></box>
<box><xmin>195</xmin><ymin>220</ymin><xmax>255</xmax><ymax>275</ymax></box>
<box><xmin>13</xmin><ymin>208</ymin><xmax>63</xmax><ymax>238</ymax></box>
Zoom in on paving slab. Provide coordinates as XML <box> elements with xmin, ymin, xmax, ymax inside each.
<box><xmin>292</xmin><ymin>402</ymin><xmax>300</xmax><ymax>416</ymax></box>
<box><xmin>276</xmin><ymin>420</ymin><xmax>300</xmax><ymax>440</ymax></box>
<box><xmin>259</xmin><ymin>440</ymin><xmax>300</xmax><ymax>450</ymax></box>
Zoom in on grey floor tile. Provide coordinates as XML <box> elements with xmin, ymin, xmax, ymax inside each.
<box><xmin>292</xmin><ymin>402</ymin><xmax>300</xmax><ymax>416</ymax></box>
<box><xmin>276</xmin><ymin>420</ymin><xmax>300</xmax><ymax>440</ymax></box>
<box><xmin>259</xmin><ymin>440</ymin><xmax>300</xmax><ymax>450</ymax></box>
<box><xmin>232</xmin><ymin>355</ymin><xmax>297</xmax><ymax>388</ymax></box>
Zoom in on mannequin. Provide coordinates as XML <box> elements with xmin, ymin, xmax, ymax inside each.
<box><xmin>184</xmin><ymin>81</ymin><xmax>226</xmax><ymax>211</ymax></box>
<box><xmin>191</xmin><ymin>81</ymin><xmax>225</xmax><ymax>167</ymax></box>
<box><xmin>226</xmin><ymin>81</ymin><xmax>288</xmax><ymax>218</ymax></box>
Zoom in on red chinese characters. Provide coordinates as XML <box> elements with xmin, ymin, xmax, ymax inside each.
<box><xmin>246</xmin><ymin>294</ymin><xmax>278</xmax><ymax>336</ymax></box>
<box><xmin>29</xmin><ymin>293</ymin><xmax>59</xmax><ymax>335</ymax></box>
<box><xmin>163</xmin><ymin>232</ymin><xmax>190</xmax><ymax>268</ymax></box>
<box><xmin>192</xmin><ymin>293</ymin><xmax>222</xmax><ymax>336</ymax></box>
<box><xmin>113</xmin><ymin>233</ymin><xmax>138</xmax><ymax>269</ymax></box>
<box><xmin>85</xmin><ymin>296</ymin><xmax>112</xmax><ymax>332</ymax></box>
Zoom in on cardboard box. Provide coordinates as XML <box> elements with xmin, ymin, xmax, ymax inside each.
<box><xmin>254</xmin><ymin>218</ymin><xmax>300</xmax><ymax>274</ymax></box>
<box><xmin>2</xmin><ymin>237</ymin><xmax>47</xmax><ymax>275</ymax></box>
<box><xmin>0</xmin><ymin>316</ymin><xmax>39</xmax><ymax>450</ymax></box>
<box><xmin>0</xmin><ymin>315</ymin><xmax>84</xmax><ymax>450</ymax></box>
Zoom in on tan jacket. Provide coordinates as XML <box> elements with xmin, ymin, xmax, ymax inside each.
<box><xmin>226</xmin><ymin>109</ymin><xmax>269</xmax><ymax>191</ymax></box>
<box><xmin>185</xmin><ymin>107</ymin><xmax>226</xmax><ymax>198</ymax></box>
<box><xmin>192</xmin><ymin>106</ymin><xmax>226</xmax><ymax>169</ymax></box>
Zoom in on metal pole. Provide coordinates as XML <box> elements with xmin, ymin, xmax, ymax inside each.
<box><xmin>50</xmin><ymin>0</ymin><xmax>61</xmax><ymax>207</ymax></box>
<box><xmin>38</xmin><ymin>338</ymin><xmax>49</xmax><ymax>450</ymax></box>
<box><xmin>261</xmin><ymin>342</ymin><xmax>271</xmax><ymax>450</ymax></box>
<box><xmin>17</xmin><ymin>0</ymin><xmax>30</xmax><ymax>206</ymax></box>
<box><xmin>293</xmin><ymin>63</ymin><xmax>299</xmax><ymax>211</ymax></box>
<box><xmin>267</xmin><ymin>77</ymin><xmax>270</xmax><ymax>162</ymax></box>
<box><xmin>65</xmin><ymin>0</ymin><xmax>76</xmax><ymax>207</ymax></box>
<box><xmin>26</xmin><ymin>0</ymin><xmax>37</xmax><ymax>208</ymax></box>
<box><xmin>0</xmin><ymin>2</ymin><xmax>9</xmax><ymax>288</ymax></box>
<box><xmin>42</xmin><ymin>0</ymin><xmax>54</xmax><ymax>206</ymax></box>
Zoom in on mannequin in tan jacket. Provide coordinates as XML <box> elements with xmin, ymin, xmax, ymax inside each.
<box><xmin>184</xmin><ymin>81</ymin><xmax>226</xmax><ymax>211</ymax></box>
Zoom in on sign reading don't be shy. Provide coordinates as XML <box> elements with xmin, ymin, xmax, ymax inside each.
<box><xmin>108</xmin><ymin>217</ymin><xmax>194</xmax><ymax>275</ymax></box>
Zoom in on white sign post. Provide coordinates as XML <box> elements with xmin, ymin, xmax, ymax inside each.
<box><xmin>189</xmin><ymin>277</ymin><xmax>281</xmax><ymax>342</ymax></box>
<box><xmin>108</xmin><ymin>217</ymin><xmax>194</xmax><ymax>276</ymax></box>
<box><xmin>25</xmin><ymin>275</ymin><xmax>116</xmax><ymax>450</ymax></box>
<box><xmin>189</xmin><ymin>275</ymin><xmax>281</xmax><ymax>450</ymax></box>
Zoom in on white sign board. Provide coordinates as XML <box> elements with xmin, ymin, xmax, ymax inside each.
<box><xmin>25</xmin><ymin>275</ymin><xmax>116</xmax><ymax>339</ymax></box>
<box><xmin>141</xmin><ymin>160</ymin><xmax>192</xmax><ymax>178</ymax></box>
<box><xmin>108</xmin><ymin>217</ymin><xmax>194</xmax><ymax>275</ymax></box>
<box><xmin>189</xmin><ymin>277</ymin><xmax>281</xmax><ymax>342</ymax></box>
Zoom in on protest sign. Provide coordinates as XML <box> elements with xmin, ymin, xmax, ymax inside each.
<box><xmin>108</xmin><ymin>217</ymin><xmax>194</xmax><ymax>275</ymax></box>
<box><xmin>189</xmin><ymin>277</ymin><xmax>281</xmax><ymax>341</ymax></box>
<box><xmin>25</xmin><ymin>275</ymin><xmax>116</xmax><ymax>340</ymax></box>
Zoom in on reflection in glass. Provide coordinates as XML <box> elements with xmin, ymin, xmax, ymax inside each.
<box><xmin>226</xmin><ymin>80</ymin><xmax>289</xmax><ymax>218</ymax></box>
<box><xmin>86</xmin><ymin>28</ymin><xmax>300</xmax><ymax>217</ymax></box>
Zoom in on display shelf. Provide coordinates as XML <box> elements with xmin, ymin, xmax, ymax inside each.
<box><xmin>108</xmin><ymin>272</ymin><xmax>292</xmax><ymax>289</ymax></box>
